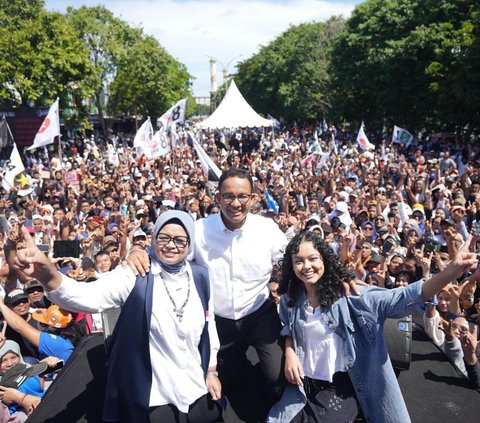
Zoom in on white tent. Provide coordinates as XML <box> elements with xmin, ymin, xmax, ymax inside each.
<box><xmin>198</xmin><ymin>80</ymin><xmax>273</xmax><ymax>129</ymax></box>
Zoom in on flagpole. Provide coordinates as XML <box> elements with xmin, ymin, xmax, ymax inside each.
<box><xmin>5</xmin><ymin>117</ymin><xmax>15</xmax><ymax>142</ymax></box>
<box><xmin>57</xmin><ymin>135</ymin><xmax>62</xmax><ymax>168</ymax></box>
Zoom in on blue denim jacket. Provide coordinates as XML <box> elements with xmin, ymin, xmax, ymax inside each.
<box><xmin>267</xmin><ymin>281</ymin><xmax>427</xmax><ymax>423</ymax></box>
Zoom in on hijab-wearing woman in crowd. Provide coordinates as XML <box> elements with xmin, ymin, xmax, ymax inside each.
<box><xmin>7</xmin><ymin>211</ymin><xmax>222</xmax><ymax>423</ymax></box>
<box><xmin>267</xmin><ymin>232</ymin><xmax>476</xmax><ymax>423</ymax></box>
<box><xmin>0</xmin><ymin>340</ymin><xmax>45</xmax><ymax>419</ymax></box>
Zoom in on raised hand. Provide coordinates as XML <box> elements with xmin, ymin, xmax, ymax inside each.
<box><xmin>10</xmin><ymin>227</ymin><xmax>61</xmax><ymax>289</ymax></box>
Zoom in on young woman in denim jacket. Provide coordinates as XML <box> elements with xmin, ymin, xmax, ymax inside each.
<box><xmin>268</xmin><ymin>232</ymin><xmax>477</xmax><ymax>423</ymax></box>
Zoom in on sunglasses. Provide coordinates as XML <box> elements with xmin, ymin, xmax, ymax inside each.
<box><xmin>26</xmin><ymin>287</ymin><xmax>44</xmax><ymax>294</ymax></box>
<box><xmin>10</xmin><ymin>299</ymin><xmax>29</xmax><ymax>307</ymax></box>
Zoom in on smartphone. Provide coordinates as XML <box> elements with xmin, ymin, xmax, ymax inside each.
<box><xmin>382</xmin><ymin>240</ymin><xmax>394</xmax><ymax>256</ymax></box>
<box><xmin>0</xmin><ymin>215</ymin><xmax>9</xmax><ymax>234</ymax></box>
<box><xmin>120</xmin><ymin>204</ymin><xmax>128</xmax><ymax>217</ymax></box>
<box><xmin>50</xmin><ymin>360</ymin><xmax>64</xmax><ymax>373</ymax></box>
<box><xmin>40</xmin><ymin>360</ymin><xmax>64</xmax><ymax>376</ymax></box>
<box><xmin>474</xmin><ymin>221</ymin><xmax>480</xmax><ymax>235</ymax></box>
<box><xmin>424</xmin><ymin>242</ymin><xmax>435</xmax><ymax>255</ymax></box>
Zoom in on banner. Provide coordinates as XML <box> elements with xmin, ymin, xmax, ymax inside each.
<box><xmin>133</xmin><ymin>117</ymin><xmax>154</xmax><ymax>149</ymax></box>
<box><xmin>157</xmin><ymin>98</ymin><xmax>187</xmax><ymax>128</ymax></box>
<box><xmin>27</xmin><ymin>98</ymin><xmax>60</xmax><ymax>150</ymax></box>
<box><xmin>356</xmin><ymin>123</ymin><xmax>375</xmax><ymax>150</ymax></box>
<box><xmin>2</xmin><ymin>143</ymin><xmax>32</xmax><ymax>195</ymax></box>
<box><xmin>392</xmin><ymin>125</ymin><xmax>414</xmax><ymax>146</ymax></box>
<box><xmin>146</xmin><ymin>128</ymin><xmax>171</xmax><ymax>159</ymax></box>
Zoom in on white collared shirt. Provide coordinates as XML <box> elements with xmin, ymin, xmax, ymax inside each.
<box><xmin>194</xmin><ymin>213</ymin><xmax>287</xmax><ymax>319</ymax></box>
<box><xmin>47</xmin><ymin>262</ymin><xmax>219</xmax><ymax>413</ymax></box>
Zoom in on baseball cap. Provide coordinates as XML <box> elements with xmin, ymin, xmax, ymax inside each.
<box><xmin>412</xmin><ymin>203</ymin><xmax>425</xmax><ymax>215</ymax></box>
<box><xmin>307</xmin><ymin>214</ymin><xmax>321</xmax><ymax>223</ymax></box>
<box><xmin>4</xmin><ymin>289</ymin><xmax>29</xmax><ymax>306</ymax></box>
<box><xmin>102</xmin><ymin>235</ymin><xmax>118</xmax><ymax>248</ymax></box>
<box><xmin>441</xmin><ymin>218</ymin><xmax>456</xmax><ymax>227</ymax></box>
<box><xmin>133</xmin><ymin>229</ymin><xmax>147</xmax><ymax>239</ymax></box>
<box><xmin>367</xmin><ymin>253</ymin><xmax>383</xmax><ymax>265</ymax></box>
<box><xmin>31</xmin><ymin>305</ymin><xmax>73</xmax><ymax>328</ymax></box>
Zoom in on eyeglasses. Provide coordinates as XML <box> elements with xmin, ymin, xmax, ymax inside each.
<box><xmin>451</xmin><ymin>322</ymin><xmax>469</xmax><ymax>333</ymax></box>
<box><xmin>156</xmin><ymin>234</ymin><xmax>189</xmax><ymax>249</ymax></box>
<box><xmin>220</xmin><ymin>193</ymin><xmax>251</xmax><ymax>204</ymax></box>
<box><xmin>363</xmin><ymin>227</ymin><xmax>373</xmax><ymax>231</ymax></box>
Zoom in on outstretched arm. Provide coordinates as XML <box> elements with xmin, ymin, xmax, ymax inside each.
<box><xmin>421</xmin><ymin>235</ymin><xmax>477</xmax><ymax>301</ymax></box>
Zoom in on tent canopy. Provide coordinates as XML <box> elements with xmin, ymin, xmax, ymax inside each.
<box><xmin>198</xmin><ymin>80</ymin><xmax>273</xmax><ymax>129</ymax></box>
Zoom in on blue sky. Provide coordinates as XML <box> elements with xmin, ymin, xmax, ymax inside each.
<box><xmin>45</xmin><ymin>0</ymin><xmax>361</xmax><ymax>97</ymax></box>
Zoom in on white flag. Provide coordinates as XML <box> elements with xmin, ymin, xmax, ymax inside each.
<box><xmin>2</xmin><ymin>143</ymin><xmax>33</xmax><ymax>195</ymax></box>
<box><xmin>157</xmin><ymin>99</ymin><xmax>187</xmax><ymax>128</ymax></box>
<box><xmin>133</xmin><ymin>117</ymin><xmax>154</xmax><ymax>149</ymax></box>
<box><xmin>27</xmin><ymin>98</ymin><xmax>61</xmax><ymax>150</ymax></box>
<box><xmin>190</xmin><ymin>133</ymin><xmax>222</xmax><ymax>182</ymax></box>
<box><xmin>356</xmin><ymin>123</ymin><xmax>375</xmax><ymax>150</ymax></box>
<box><xmin>392</xmin><ymin>125</ymin><xmax>414</xmax><ymax>146</ymax></box>
<box><xmin>146</xmin><ymin>128</ymin><xmax>171</xmax><ymax>159</ymax></box>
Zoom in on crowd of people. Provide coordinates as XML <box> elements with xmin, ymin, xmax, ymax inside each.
<box><xmin>0</xmin><ymin>124</ymin><xmax>479</xmax><ymax>422</ymax></box>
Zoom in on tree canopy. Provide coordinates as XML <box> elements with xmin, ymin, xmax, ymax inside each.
<box><xmin>0</xmin><ymin>1</ymin><xmax>193</xmax><ymax>132</ymax></box>
<box><xmin>330</xmin><ymin>0</ymin><xmax>480</xmax><ymax>131</ymax></box>
<box><xmin>235</xmin><ymin>17</ymin><xmax>345</xmax><ymax>122</ymax></box>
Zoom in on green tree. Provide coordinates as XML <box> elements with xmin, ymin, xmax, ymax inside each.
<box><xmin>331</xmin><ymin>0</ymin><xmax>480</xmax><ymax>131</ymax></box>
<box><xmin>108</xmin><ymin>35</ymin><xmax>191</xmax><ymax>125</ymax></box>
<box><xmin>235</xmin><ymin>17</ymin><xmax>345</xmax><ymax>122</ymax></box>
<box><xmin>66</xmin><ymin>5</ymin><xmax>140</xmax><ymax>133</ymax></box>
<box><xmin>0</xmin><ymin>0</ymin><xmax>96</xmax><ymax>129</ymax></box>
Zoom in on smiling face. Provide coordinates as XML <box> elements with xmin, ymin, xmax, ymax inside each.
<box><xmin>215</xmin><ymin>176</ymin><xmax>252</xmax><ymax>231</ymax></box>
<box><xmin>155</xmin><ymin>223</ymin><xmax>189</xmax><ymax>265</ymax></box>
<box><xmin>9</xmin><ymin>298</ymin><xmax>30</xmax><ymax>318</ymax></box>
<box><xmin>292</xmin><ymin>241</ymin><xmax>325</xmax><ymax>290</ymax></box>
<box><xmin>0</xmin><ymin>351</ymin><xmax>20</xmax><ymax>372</ymax></box>
<box><xmin>437</xmin><ymin>290</ymin><xmax>451</xmax><ymax>313</ymax></box>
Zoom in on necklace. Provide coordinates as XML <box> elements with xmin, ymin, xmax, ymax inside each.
<box><xmin>162</xmin><ymin>273</ymin><xmax>191</xmax><ymax>322</ymax></box>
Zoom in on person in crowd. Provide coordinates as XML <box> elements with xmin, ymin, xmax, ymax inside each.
<box><xmin>267</xmin><ymin>231</ymin><xmax>476</xmax><ymax>423</ymax></box>
<box><xmin>6</xmin><ymin>213</ymin><xmax>222</xmax><ymax>423</ymax></box>
<box><xmin>0</xmin><ymin>297</ymin><xmax>82</xmax><ymax>364</ymax></box>
<box><xmin>2</xmin><ymin>290</ymin><xmax>40</xmax><ymax>362</ymax></box>
<box><xmin>23</xmin><ymin>280</ymin><xmax>51</xmax><ymax>309</ymax></box>
<box><xmin>94</xmin><ymin>250</ymin><xmax>112</xmax><ymax>274</ymax></box>
<box><xmin>0</xmin><ymin>340</ymin><xmax>44</xmax><ymax>419</ymax></box>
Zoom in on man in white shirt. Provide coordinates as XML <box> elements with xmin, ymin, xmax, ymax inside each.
<box><xmin>194</xmin><ymin>168</ymin><xmax>287</xmax><ymax>403</ymax></box>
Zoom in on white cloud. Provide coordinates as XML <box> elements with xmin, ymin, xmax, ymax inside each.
<box><xmin>45</xmin><ymin>0</ymin><xmax>358</xmax><ymax>96</ymax></box>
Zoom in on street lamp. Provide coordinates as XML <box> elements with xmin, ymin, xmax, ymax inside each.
<box><xmin>217</xmin><ymin>54</ymin><xmax>243</xmax><ymax>82</ymax></box>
